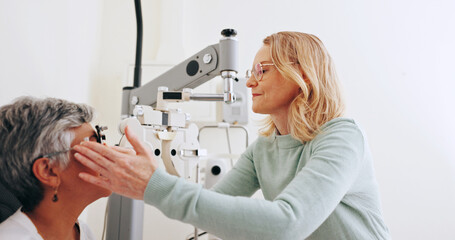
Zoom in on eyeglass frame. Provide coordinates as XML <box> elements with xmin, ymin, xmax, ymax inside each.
<box><xmin>247</xmin><ymin>62</ymin><xmax>296</xmax><ymax>82</ymax></box>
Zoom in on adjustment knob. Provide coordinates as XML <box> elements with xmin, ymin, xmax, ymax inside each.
<box><xmin>221</xmin><ymin>29</ymin><xmax>237</xmax><ymax>37</ymax></box>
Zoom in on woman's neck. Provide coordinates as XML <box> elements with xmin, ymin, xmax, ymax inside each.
<box><xmin>24</xmin><ymin>192</ymin><xmax>86</xmax><ymax>240</ymax></box>
<box><xmin>271</xmin><ymin>108</ymin><xmax>290</xmax><ymax>135</ymax></box>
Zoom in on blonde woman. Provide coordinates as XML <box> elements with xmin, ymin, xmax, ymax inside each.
<box><xmin>74</xmin><ymin>32</ymin><xmax>391</xmax><ymax>239</ymax></box>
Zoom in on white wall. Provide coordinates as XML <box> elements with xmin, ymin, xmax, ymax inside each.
<box><xmin>0</xmin><ymin>0</ymin><xmax>102</xmax><ymax>104</ymax></box>
<box><xmin>2</xmin><ymin>0</ymin><xmax>455</xmax><ymax>239</ymax></box>
<box><xmin>0</xmin><ymin>0</ymin><xmax>107</xmax><ymax>235</ymax></box>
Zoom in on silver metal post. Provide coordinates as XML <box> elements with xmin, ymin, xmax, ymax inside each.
<box><xmin>221</xmin><ymin>71</ymin><xmax>236</xmax><ymax>103</ymax></box>
<box><xmin>190</xmin><ymin>94</ymin><xmax>224</xmax><ymax>101</ymax></box>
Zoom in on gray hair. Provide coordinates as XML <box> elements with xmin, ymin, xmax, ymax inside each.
<box><xmin>0</xmin><ymin>96</ymin><xmax>95</xmax><ymax>212</ymax></box>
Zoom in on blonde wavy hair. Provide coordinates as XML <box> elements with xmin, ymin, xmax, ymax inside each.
<box><xmin>259</xmin><ymin>31</ymin><xmax>345</xmax><ymax>142</ymax></box>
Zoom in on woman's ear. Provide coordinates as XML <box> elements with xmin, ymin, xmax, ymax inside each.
<box><xmin>298</xmin><ymin>65</ymin><xmax>310</xmax><ymax>84</ymax></box>
<box><xmin>32</xmin><ymin>158</ymin><xmax>61</xmax><ymax>188</ymax></box>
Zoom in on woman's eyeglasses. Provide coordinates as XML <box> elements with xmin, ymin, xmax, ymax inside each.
<box><xmin>247</xmin><ymin>62</ymin><xmax>295</xmax><ymax>81</ymax></box>
<box><xmin>95</xmin><ymin>125</ymin><xmax>107</xmax><ymax>144</ymax></box>
<box><xmin>246</xmin><ymin>63</ymin><xmax>276</xmax><ymax>82</ymax></box>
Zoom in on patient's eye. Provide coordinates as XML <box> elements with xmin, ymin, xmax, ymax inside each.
<box><xmin>83</xmin><ymin>133</ymin><xmax>98</xmax><ymax>142</ymax></box>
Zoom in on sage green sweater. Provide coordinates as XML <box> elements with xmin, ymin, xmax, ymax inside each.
<box><xmin>144</xmin><ymin>118</ymin><xmax>390</xmax><ymax>239</ymax></box>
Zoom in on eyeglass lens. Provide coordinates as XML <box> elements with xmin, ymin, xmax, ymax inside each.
<box><xmin>254</xmin><ymin>63</ymin><xmax>263</xmax><ymax>81</ymax></box>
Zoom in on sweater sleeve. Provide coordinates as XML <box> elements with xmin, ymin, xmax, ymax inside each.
<box><xmin>211</xmin><ymin>141</ymin><xmax>260</xmax><ymax>197</ymax></box>
<box><xmin>143</xmin><ymin>121</ymin><xmax>365</xmax><ymax>240</ymax></box>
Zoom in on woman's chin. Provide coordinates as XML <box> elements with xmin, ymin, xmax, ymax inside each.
<box><xmin>252</xmin><ymin>106</ymin><xmax>266</xmax><ymax>114</ymax></box>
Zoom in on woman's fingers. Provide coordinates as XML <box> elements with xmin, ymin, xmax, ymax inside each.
<box><xmin>74</xmin><ymin>152</ymin><xmax>110</xmax><ymax>177</ymax></box>
<box><xmin>78</xmin><ymin>141</ymin><xmax>123</xmax><ymax>161</ymax></box>
<box><xmin>110</xmin><ymin>145</ymin><xmax>136</xmax><ymax>155</ymax></box>
<box><xmin>78</xmin><ymin>172</ymin><xmax>111</xmax><ymax>190</ymax></box>
<box><xmin>72</xmin><ymin>129</ymin><xmax>156</xmax><ymax>200</ymax></box>
<box><xmin>124</xmin><ymin>126</ymin><xmax>149</xmax><ymax>155</ymax></box>
<box><xmin>73</xmin><ymin>144</ymin><xmax>115</xmax><ymax>169</ymax></box>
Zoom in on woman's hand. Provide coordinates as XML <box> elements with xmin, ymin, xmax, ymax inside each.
<box><xmin>73</xmin><ymin>126</ymin><xmax>157</xmax><ymax>200</ymax></box>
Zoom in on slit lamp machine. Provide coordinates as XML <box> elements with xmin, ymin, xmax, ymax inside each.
<box><xmin>106</xmin><ymin>20</ymin><xmax>240</xmax><ymax>240</ymax></box>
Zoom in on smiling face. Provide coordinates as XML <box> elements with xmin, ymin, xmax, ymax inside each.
<box><xmin>246</xmin><ymin>45</ymin><xmax>301</xmax><ymax>116</ymax></box>
<box><xmin>58</xmin><ymin>123</ymin><xmax>111</xmax><ymax>205</ymax></box>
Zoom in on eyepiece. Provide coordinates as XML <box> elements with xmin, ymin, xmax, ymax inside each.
<box><xmin>221</xmin><ymin>29</ymin><xmax>237</xmax><ymax>37</ymax></box>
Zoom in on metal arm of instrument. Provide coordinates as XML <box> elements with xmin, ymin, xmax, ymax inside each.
<box><xmin>121</xmin><ymin>29</ymin><xmax>239</xmax><ymax>118</ymax></box>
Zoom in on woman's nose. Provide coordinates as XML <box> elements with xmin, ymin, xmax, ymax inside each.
<box><xmin>246</xmin><ymin>75</ymin><xmax>257</xmax><ymax>88</ymax></box>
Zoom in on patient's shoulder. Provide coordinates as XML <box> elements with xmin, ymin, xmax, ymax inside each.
<box><xmin>0</xmin><ymin>209</ymin><xmax>43</xmax><ymax>239</ymax></box>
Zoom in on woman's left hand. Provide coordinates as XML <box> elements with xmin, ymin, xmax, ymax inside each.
<box><xmin>73</xmin><ymin>126</ymin><xmax>157</xmax><ymax>200</ymax></box>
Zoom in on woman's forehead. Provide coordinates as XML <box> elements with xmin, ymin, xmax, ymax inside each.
<box><xmin>254</xmin><ymin>45</ymin><xmax>271</xmax><ymax>62</ymax></box>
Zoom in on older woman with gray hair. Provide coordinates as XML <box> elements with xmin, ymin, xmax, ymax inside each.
<box><xmin>0</xmin><ymin>96</ymin><xmax>111</xmax><ymax>240</ymax></box>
